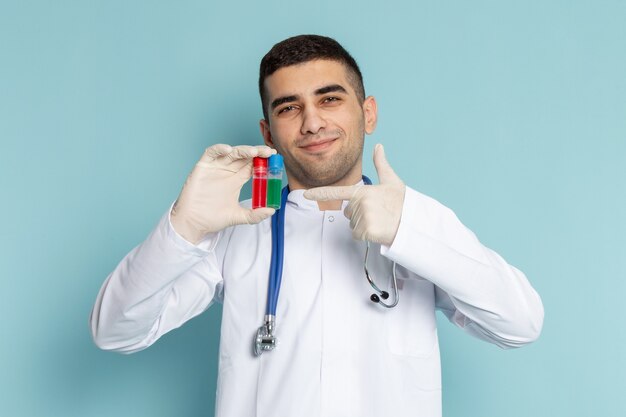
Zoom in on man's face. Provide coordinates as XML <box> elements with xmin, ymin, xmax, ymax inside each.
<box><xmin>260</xmin><ymin>59</ymin><xmax>377</xmax><ymax>189</ymax></box>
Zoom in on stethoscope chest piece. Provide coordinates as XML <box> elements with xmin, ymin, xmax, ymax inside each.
<box><xmin>254</xmin><ymin>316</ymin><xmax>277</xmax><ymax>356</ymax></box>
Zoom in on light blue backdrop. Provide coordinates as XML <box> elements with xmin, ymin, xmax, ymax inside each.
<box><xmin>1</xmin><ymin>1</ymin><xmax>624</xmax><ymax>416</ymax></box>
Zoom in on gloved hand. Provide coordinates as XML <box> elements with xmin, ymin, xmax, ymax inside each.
<box><xmin>304</xmin><ymin>144</ymin><xmax>405</xmax><ymax>247</ymax></box>
<box><xmin>171</xmin><ymin>144</ymin><xmax>277</xmax><ymax>244</ymax></box>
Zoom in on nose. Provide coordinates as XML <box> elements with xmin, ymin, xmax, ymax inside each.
<box><xmin>300</xmin><ymin>106</ymin><xmax>326</xmax><ymax>135</ymax></box>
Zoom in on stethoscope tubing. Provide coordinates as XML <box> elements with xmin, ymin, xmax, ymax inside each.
<box><xmin>266</xmin><ymin>186</ymin><xmax>289</xmax><ymax>316</ymax></box>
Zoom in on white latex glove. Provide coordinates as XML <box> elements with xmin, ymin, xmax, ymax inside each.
<box><xmin>304</xmin><ymin>144</ymin><xmax>406</xmax><ymax>246</ymax></box>
<box><xmin>171</xmin><ymin>144</ymin><xmax>277</xmax><ymax>244</ymax></box>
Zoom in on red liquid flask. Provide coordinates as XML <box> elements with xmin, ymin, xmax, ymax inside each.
<box><xmin>252</xmin><ymin>157</ymin><xmax>268</xmax><ymax>208</ymax></box>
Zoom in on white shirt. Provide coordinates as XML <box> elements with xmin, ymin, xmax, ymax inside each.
<box><xmin>90</xmin><ymin>186</ymin><xmax>544</xmax><ymax>417</ymax></box>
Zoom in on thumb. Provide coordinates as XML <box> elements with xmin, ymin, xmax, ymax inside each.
<box><xmin>373</xmin><ymin>144</ymin><xmax>401</xmax><ymax>184</ymax></box>
<box><xmin>239</xmin><ymin>207</ymin><xmax>276</xmax><ymax>225</ymax></box>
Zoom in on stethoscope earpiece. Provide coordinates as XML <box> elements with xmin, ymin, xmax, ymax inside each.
<box><xmin>370</xmin><ymin>291</ymin><xmax>390</xmax><ymax>303</ymax></box>
<box><xmin>364</xmin><ymin>241</ymin><xmax>399</xmax><ymax>309</ymax></box>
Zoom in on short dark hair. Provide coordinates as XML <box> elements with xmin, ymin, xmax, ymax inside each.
<box><xmin>259</xmin><ymin>34</ymin><xmax>365</xmax><ymax>121</ymax></box>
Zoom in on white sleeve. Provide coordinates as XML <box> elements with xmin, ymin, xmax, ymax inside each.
<box><xmin>89</xmin><ymin>205</ymin><xmax>226</xmax><ymax>354</ymax></box>
<box><xmin>380</xmin><ymin>187</ymin><xmax>544</xmax><ymax>349</ymax></box>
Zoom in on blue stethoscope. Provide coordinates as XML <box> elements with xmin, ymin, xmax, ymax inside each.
<box><xmin>254</xmin><ymin>176</ymin><xmax>399</xmax><ymax>356</ymax></box>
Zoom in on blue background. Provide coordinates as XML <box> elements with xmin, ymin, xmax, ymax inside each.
<box><xmin>1</xmin><ymin>1</ymin><xmax>624</xmax><ymax>416</ymax></box>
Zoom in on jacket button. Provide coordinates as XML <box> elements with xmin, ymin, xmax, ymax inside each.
<box><xmin>328</xmin><ymin>216</ymin><xmax>335</xmax><ymax>222</ymax></box>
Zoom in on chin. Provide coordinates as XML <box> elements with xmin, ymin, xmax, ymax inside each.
<box><xmin>306</xmin><ymin>170</ymin><xmax>350</xmax><ymax>187</ymax></box>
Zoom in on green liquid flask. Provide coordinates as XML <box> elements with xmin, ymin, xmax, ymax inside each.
<box><xmin>267</xmin><ymin>155</ymin><xmax>284</xmax><ymax>209</ymax></box>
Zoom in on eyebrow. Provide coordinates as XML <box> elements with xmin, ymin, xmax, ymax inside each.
<box><xmin>315</xmin><ymin>84</ymin><xmax>347</xmax><ymax>95</ymax></box>
<box><xmin>270</xmin><ymin>84</ymin><xmax>348</xmax><ymax>111</ymax></box>
<box><xmin>271</xmin><ymin>95</ymin><xmax>298</xmax><ymax>110</ymax></box>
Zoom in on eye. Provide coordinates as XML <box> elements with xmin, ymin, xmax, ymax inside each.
<box><xmin>322</xmin><ymin>96</ymin><xmax>342</xmax><ymax>106</ymax></box>
<box><xmin>277</xmin><ymin>105</ymin><xmax>297</xmax><ymax>115</ymax></box>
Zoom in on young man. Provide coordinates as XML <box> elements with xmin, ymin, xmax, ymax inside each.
<box><xmin>91</xmin><ymin>35</ymin><xmax>544</xmax><ymax>417</ymax></box>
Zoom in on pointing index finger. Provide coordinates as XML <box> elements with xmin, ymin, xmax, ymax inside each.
<box><xmin>304</xmin><ymin>185</ymin><xmax>359</xmax><ymax>202</ymax></box>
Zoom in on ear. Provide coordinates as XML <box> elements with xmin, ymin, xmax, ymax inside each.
<box><xmin>259</xmin><ymin>119</ymin><xmax>274</xmax><ymax>148</ymax></box>
<box><xmin>363</xmin><ymin>96</ymin><xmax>378</xmax><ymax>135</ymax></box>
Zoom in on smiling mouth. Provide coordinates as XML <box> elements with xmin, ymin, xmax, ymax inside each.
<box><xmin>299</xmin><ymin>137</ymin><xmax>339</xmax><ymax>153</ymax></box>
